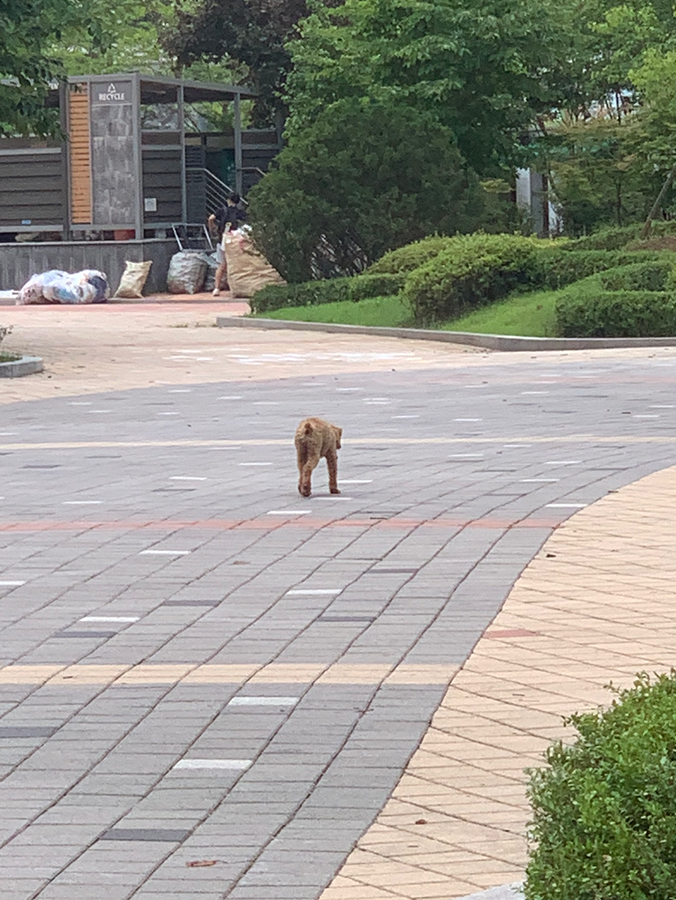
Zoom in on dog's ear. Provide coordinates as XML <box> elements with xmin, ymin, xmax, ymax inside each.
<box><xmin>335</xmin><ymin>426</ymin><xmax>342</xmax><ymax>449</ymax></box>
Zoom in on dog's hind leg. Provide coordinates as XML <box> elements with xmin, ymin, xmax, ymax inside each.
<box><xmin>326</xmin><ymin>449</ymin><xmax>341</xmax><ymax>495</ymax></box>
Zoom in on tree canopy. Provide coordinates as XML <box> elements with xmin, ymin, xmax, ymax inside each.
<box><xmin>0</xmin><ymin>0</ymin><xmax>93</xmax><ymax>134</ymax></box>
<box><xmin>285</xmin><ymin>0</ymin><xmax>576</xmax><ymax>175</ymax></box>
<box><xmin>58</xmin><ymin>0</ymin><xmax>175</xmax><ymax>76</ymax></box>
<box><xmin>163</xmin><ymin>0</ymin><xmax>329</xmax><ymax>126</ymax></box>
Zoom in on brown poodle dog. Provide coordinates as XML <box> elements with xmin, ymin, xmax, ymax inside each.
<box><xmin>295</xmin><ymin>417</ymin><xmax>342</xmax><ymax>497</ymax></box>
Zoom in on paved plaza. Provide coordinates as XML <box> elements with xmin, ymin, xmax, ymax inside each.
<box><xmin>2</xmin><ymin>303</ymin><xmax>676</xmax><ymax>899</ymax></box>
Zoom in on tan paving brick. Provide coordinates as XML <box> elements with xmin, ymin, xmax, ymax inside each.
<box><xmin>0</xmin><ymin>301</ymin><xmax>478</xmax><ymax>405</ymax></box>
<box><xmin>319</xmin><ymin>464</ymin><xmax>676</xmax><ymax>900</ymax></box>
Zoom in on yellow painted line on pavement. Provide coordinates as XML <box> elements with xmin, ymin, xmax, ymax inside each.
<box><xmin>0</xmin><ymin>662</ymin><xmax>459</xmax><ymax>687</ymax></box>
<box><xmin>2</xmin><ymin>434</ymin><xmax>676</xmax><ymax>452</ymax></box>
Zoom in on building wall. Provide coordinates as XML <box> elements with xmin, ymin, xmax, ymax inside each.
<box><xmin>142</xmin><ymin>146</ymin><xmax>183</xmax><ymax>224</ymax></box>
<box><xmin>0</xmin><ymin>239</ymin><xmax>177</xmax><ymax>294</ymax></box>
<box><xmin>69</xmin><ymin>86</ymin><xmax>92</xmax><ymax>225</ymax></box>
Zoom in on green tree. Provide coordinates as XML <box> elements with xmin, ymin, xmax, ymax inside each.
<box><xmin>248</xmin><ymin>98</ymin><xmax>490</xmax><ymax>282</ymax></box>
<box><xmin>536</xmin><ymin>117</ymin><xmax>648</xmax><ymax>233</ymax></box>
<box><xmin>629</xmin><ymin>49</ymin><xmax>676</xmax><ymax>172</ymax></box>
<box><xmin>285</xmin><ymin>0</ymin><xmax>576</xmax><ymax>175</ymax></box>
<box><xmin>536</xmin><ymin>47</ymin><xmax>676</xmax><ymax>235</ymax></box>
<box><xmin>58</xmin><ymin>0</ymin><xmax>175</xmax><ymax>76</ymax></box>
<box><xmin>0</xmin><ymin>0</ymin><xmax>97</xmax><ymax>134</ymax></box>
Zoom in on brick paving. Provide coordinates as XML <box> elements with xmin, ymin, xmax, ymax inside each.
<box><xmin>1</xmin><ymin>309</ymin><xmax>676</xmax><ymax>898</ymax></box>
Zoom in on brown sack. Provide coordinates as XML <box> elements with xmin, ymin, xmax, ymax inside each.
<box><xmin>114</xmin><ymin>260</ymin><xmax>152</xmax><ymax>298</ymax></box>
<box><xmin>224</xmin><ymin>230</ymin><xmax>285</xmax><ymax>299</ymax></box>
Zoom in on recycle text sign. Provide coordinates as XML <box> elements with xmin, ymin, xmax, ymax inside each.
<box><xmin>92</xmin><ymin>81</ymin><xmax>131</xmax><ymax>104</ymax></box>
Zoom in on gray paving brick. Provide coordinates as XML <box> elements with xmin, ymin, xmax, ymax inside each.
<box><xmin>0</xmin><ymin>726</ymin><xmax>57</xmax><ymax>738</ymax></box>
<box><xmin>99</xmin><ymin>827</ymin><xmax>191</xmax><ymax>842</ymax></box>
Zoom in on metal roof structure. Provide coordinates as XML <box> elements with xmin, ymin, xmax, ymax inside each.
<box><xmin>69</xmin><ymin>73</ymin><xmax>257</xmax><ymax>104</ymax></box>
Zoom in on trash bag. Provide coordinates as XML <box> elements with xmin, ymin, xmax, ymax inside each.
<box><xmin>114</xmin><ymin>260</ymin><xmax>152</xmax><ymax>298</ymax></box>
<box><xmin>18</xmin><ymin>271</ymin><xmax>68</xmax><ymax>304</ymax></box>
<box><xmin>18</xmin><ymin>269</ymin><xmax>110</xmax><ymax>305</ymax></box>
<box><xmin>167</xmin><ymin>251</ymin><xmax>208</xmax><ymax>294</ymax></box>
<box><xmin>224</xmin><ymin>228</ymin><xmax>285</xmax><ymax>299</ymax></box>
<box><xmin>78</xmin><ymin>270</ymin><xmax>110</xmax><ymax>303</ymax></box>
<box><xmin>201</xmin><ymin>252</ymin><xmax>220</xmax><ymax>293</ymax></box>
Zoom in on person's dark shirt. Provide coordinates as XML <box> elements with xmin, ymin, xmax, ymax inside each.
<box><xmin>215</xmin><ymin>203</ymin><xmax>246</xmax><ymax>235</ymax></box>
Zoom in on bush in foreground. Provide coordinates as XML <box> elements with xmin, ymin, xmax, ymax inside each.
<box><xmin>526</xmin><ymin>672</ymin><xmax>676</xmax><ymax>900</ymax></box>
<box><xmin>599</xmin><ymin>260</ymin><xmax>675</xmax><ymax>292</ymax></box>
<box><xmin>402</xmin><ymin>240</ymin><xmax>667</xmax><ymax>325</ymax></box>
<box><xmin>250</xmin><ymin>273</ymin><xmax>405</xmax><ymax>314</ymax></box>
<box><xmin>534</xmin><ymin>250</ymin><xmax>665</xmax><ymax>290</ymax></box>
<box><xmin>402</xmin><ymin>233</ymin><xmax>542</xmax><ymax>325</ymax></box>
<box><xmin>555</xmin><ymin>283</ymin><xmax>676</xmax><ymax>336</ymax></box>
<box><xmin>366</xmin><ymin>236</ymin><xmax>458</xmax><ymax>275</ymax></box>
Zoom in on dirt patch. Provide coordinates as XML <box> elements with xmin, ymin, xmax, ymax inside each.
<box><xmin>626</xmin><ymin>235</ymin><xmax>676</xmax><ymax>251</ymax></box>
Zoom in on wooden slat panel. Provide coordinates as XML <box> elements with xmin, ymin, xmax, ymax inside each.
<box><xmin>69</xmin><ymin>87</ymin><xmax>92</xmax><ymax>224</ymax></box>
<box><xmin>0</xmin><ymin>160</ymin><xmax>62</xmax><ymax>179</ymax></box>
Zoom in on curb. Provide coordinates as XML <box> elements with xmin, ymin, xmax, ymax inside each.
<box><xmin>216</xmin><ymin>316</ymin><xmax>676</xmax><ymax>351</ymax></box>
<box><xmin>0</xmin><ymin>355</ymin><xmax>43</xmax><ymax>378</ymax></box>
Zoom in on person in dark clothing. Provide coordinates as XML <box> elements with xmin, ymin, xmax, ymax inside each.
<box><xmin>208</xmin><ymin>194</ymin><xmax>247</xmax><ymax>296</ymax></box>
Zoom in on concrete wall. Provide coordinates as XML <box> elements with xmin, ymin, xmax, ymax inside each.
<box><xmin>0</xmin><ymin>239</ymin><xmax>177</xmax><ymax>294</ymax></box>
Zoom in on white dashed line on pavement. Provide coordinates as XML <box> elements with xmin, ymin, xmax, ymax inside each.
<box><xmin>173</xmin><ymin>759</ymin><xmax>252</xmax><ymax>771</ymax></box>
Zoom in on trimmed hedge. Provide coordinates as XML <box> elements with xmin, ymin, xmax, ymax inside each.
<box><xmin>526</xmin><ymin>672</ymin><xmax>676</xmax><ymax>900</ymax></box>
<box><xmin>599</xmin><ymin>260</ymin><xmax>675</xmax><ymax>292</ymax></box>
<box><xmin>535</xmin><ymin>250</ymin><xmax>665</xmax><ymax>290</ymax></box>
<box><xmin>563</xmin><ymin>225</ymin><xmax>642</xmax><ymax>252</ymax></box>
<box><xmin>250</xmin><ymin>273</ymin><xmax>405</xmax><ymax>314</ymax></box>
<box><xmin>399</xmin><ymin>234</ymin><xmax>664</xmax><ymax>325</ymax></box>
<box><xmin>403</xmin><ymin>233</ymin><xmax>541</xmax><ymax>325</ymax></box>
<box><xmin>366</xmin><ymin>236</ymin><xmax>457</xmax><ymax>275</ymax></box>
<box><xmin>555</xmin><ymin>287</ymin><xmax>676</xmax><ymax>337</ymax></box>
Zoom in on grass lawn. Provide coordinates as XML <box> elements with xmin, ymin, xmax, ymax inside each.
<box><xmin>259</xmin><ymin>294</ymin><xmax>414</xmax><ymax>328</ymax></box>
<box><xmin>440</xmin><ymin>289</ymin><xmax>559</xmax><ymax>336</ymax></box>
<box><xmin>256</xmin><ymin>287</ymin><xmax>561</xmax><ymax>336</ymax></box>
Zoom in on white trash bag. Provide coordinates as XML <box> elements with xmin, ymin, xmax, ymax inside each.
<box><xmin>18</xmin><ymin>269</ymin><xmax>109</xmax><ymax>305</ymax></box>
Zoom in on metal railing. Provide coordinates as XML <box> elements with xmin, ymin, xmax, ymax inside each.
<box><xmin>170</xmin><ymin>223</ymin><xmax>214</xmax><ymax>252</ymax></box>
<box><xmin>204</xmin><ymin>169</ymin><xmax>236</xmax><ymax>215</ymax></box>
<box><xmin>186</xmin><ymin>166</ymin><xmax>255</xmax><ymax>215</ymax></box>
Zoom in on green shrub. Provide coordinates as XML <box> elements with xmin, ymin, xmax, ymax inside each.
<box><xmin>526</xmin><ymin>672</ymin><xmax>676</xmax><ymax>900</ymax></box>
<box><xmin>398</xmin><ymin>232</ymin><xmax>666</xmax><ymax>325</ymax></box>
<box><xmin>403</xmin><ymin>233</ymin><xmax>541</xmax><ymax>325</ymax></box>
<box><xmin>250</xmin><ymin>273</ymin><xmax>405</xmax><ymax>314</ymax></box>
<box><xmin>600</xmin><ymin>260</ymin><xmax>675</xmax><ymax>292</ymax></box>
<box><xmin>367</xmin><ymin>236</ymin><xmax>457</xmax><ymax>275</ymax></box>
<box><xmin>555</xmin><ymin>287</ymin><xmax>676</xmax><ymax>336</ymax></box>
<box><xmin>535</xmin><ymin>250</ymin><xmax>665</xmax><ymax>290</ymax></box>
